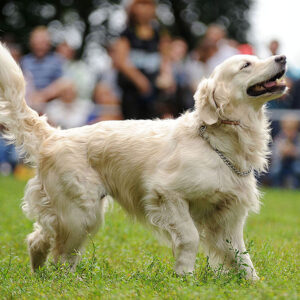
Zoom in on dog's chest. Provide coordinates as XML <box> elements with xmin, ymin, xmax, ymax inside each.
<box><xmin>188</xmin><ymin>189</ymin><xmax>239</xmax><ymax>223</ymax></box>
<box><xmin>182</xmin><ymin>171</ymin><xmax>259</xmax><ymax>222</ymax></box>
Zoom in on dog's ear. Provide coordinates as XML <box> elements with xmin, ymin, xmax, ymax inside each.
<box><xmin>194</xmin><ymin>78</ymin><xmax>218</xmax><ymax>125</ymax></box>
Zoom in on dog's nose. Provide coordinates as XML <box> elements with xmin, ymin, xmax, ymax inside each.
<box><xmin>275</xmin><ymin>55</ymin><xmax>286</xmax><ymax>65</ymax></box>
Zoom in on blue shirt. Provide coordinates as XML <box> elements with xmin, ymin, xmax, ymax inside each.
<box><xmin>21</xmin><ymin>53</ymin><xmax>64</xmax><ymax>90</ymax></box>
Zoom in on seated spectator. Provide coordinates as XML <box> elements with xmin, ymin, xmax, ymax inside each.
<box><xmin>270</xmin><ymin>114</ymin><xmax>300</xmax><ymax>189</ymax></box>
<box><xmin>45</xmin><ymin>82</ymin><xmax>92</xmax><ymax>129</ymax></box>
<box><xmin>87</xmin><ymin>82</ymin><xmax>123</xmax><ymax>123</ymax></box>
<box><xmin>21</xmin><ymin>26</ymin><xmax>70</xmax><ymax>112</ymax></box>
<box><xmin>56</xmin><ymin>41</ymin><xmax>96</xmax><ymax>100</ymax></box>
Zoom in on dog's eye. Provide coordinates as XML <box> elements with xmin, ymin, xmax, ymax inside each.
<box><xmin>241</xmin><ymin>62</ymin><xmax>251</xmax><ymax>70</ymax></box>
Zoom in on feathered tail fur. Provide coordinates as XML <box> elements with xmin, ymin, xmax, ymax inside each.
<box><xmin>0</xmin><ymin>43</ymin><xmax>54</xmax><ymax>164</ymax></box>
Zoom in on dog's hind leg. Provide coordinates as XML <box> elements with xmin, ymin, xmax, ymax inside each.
<box><xmin>145</xmin><ymin>191</ymin><xmax>199</xmax><ymax>275</ymax></box>
<box><xmin>22</xmin><ymin>176</ymin><xmax>54</xmax><ymax>271</ymax></box>
<box><xmin>51</xmin><ymin>188</ymin><xmax>108</xmax><ymax>271</ymax></box>
<box><xmin>27</xmin><ymin>223</ymin><xmax>51</xmax><ymax>271</ymax></box>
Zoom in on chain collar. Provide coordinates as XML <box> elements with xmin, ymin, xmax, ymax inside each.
<box><xmin>220</xmin><ymin>120</ymin><xmax>240</xmax><ymax>125</ymax></box>
<box><xmin>199</xmin><ymin>125</ymin><xmax>253</xmax><ymax>177</ymax></box>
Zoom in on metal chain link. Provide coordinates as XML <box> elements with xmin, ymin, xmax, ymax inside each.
<box><xmin>199</xmin><ymin>125</ymin><xmax>253</xmax><ymax>177</ymax></box>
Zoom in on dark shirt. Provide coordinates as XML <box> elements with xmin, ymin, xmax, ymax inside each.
<box><xmin>117</xmin><ymin>24</ymin><xmax>162</xmax><ymax>119</ymax></box>
<box><xmin>118</xmin><ymin>24</ymin><xmax>161</xmax><ymax>90</ymax></box>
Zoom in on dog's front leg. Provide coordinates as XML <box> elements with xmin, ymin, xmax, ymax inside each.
<box><xmin>203</xmin><ymin>208</ymin><xmax>259</xmax><ymax>281</ymax></box>
<box><xmin>145</xmin><ymin>192</ymin><xmax>199</xmax><ymax>275</ymax></box>
<box><xmin>224</xmin><ymin>220</ymin><xmax>259</xmax><ymax>281</ymax></box>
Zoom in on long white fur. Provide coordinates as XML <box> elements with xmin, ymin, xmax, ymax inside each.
<box><xmin>0</xmin><ymin>42</ymin><xmax>286</xmax><ymax>279</ymax></box>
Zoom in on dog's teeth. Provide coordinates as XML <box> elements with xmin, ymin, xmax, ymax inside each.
<box><xmin>253</xmin><ymin>84</ymin><xmax>266</xmax><ymax>92</ymax></box>
<box><xmin>276</xmin><ymin>77</ymin><xmax>286</xmax><ymax>85</ymax></box>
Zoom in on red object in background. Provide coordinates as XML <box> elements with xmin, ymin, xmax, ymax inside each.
<box><xmin>237</xmin><ymin>43</ymin><xmax>255</xmax><ymax>55</ymax></box>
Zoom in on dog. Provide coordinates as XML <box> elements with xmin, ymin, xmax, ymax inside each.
<box><xmin>0</xmin><ymin>42</ymin><xmax>287</xmax><ymax>280</ymax></box>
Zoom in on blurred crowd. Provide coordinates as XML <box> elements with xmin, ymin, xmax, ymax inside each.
<box><xmin>1</xmin><ymin>0</ymin><xmax>300</xmax><ymax>188</ymax></box>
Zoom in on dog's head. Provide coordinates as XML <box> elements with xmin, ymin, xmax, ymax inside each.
<box><xmin>194</xmin><ymin>54</ymin><xmax>287</xmax><ymax>125</ymax></box>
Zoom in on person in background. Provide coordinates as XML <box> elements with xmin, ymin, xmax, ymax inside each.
<box><xmin>168</xmin><ymin>37</ymin><xmax>193</xmax><ymax>114</ymax></box>
<box><xmin>87</xmin><ymin>82</ymin><xmax>123</xmax><ymax>124</ymax></box>
<box><xmin>0</xmin><ymin>42</ymin><xmax>22</xmax><ymax>175</ymax></box>
<box><xmin>99</xmin><ymin>41</ymin><xmax>123</xmax><ymax>101</ymax></box>
<box><xmin>203</xmin><ymin>24</ymin><xmax>239</xmax><ymax>75</ymax></box>
<box><xmin>44</xmin><ymin>82</ymin><xmax>92</xmax><ymax>129</ymax></box>
<box><xmin>267</xmin><ymin>39</ymin><xmax>300</xmax><ymax>82</ymax></box>
<box><xmin>21</xmin><ymin>26</ymin><xmax>70</xmax><ymax>112</ymax></box>
<box><xmin>56</xmin><ymin>41</ymin><xmax>96</xmax><ymax>100</ymax></box>
<box><xmin>188</xmin><ymin>37</ymin><xmax>218</xmax><ymax>92</ymax></box>
<box><xmin>268</xmin><ymin>39</ymin><xmax>280</xmax><ymax>56</ymax></box>
<box><xmin>113</xmin><ymin>0</ymin><xmax>162</xmax><ymax>119</ymax></box>
<box><xmin>265</xmin><ymin>38</ymin><xmax>296</xmax><ymax>137</ymax></box>
<box><xmin>6</xmin><ymin>42</ymin><xmax>22</xmax><ymax>62</ymax></box>
<box><xmin>287</xmin><ymin>78</ymin><xmax>300</xmax><ymax>109</ymax></box>
<box><xmin>0</xmin><ymin>132</ymin><xmax>18</xmax><ymax>176</ymax></box>
<box><xmin>155</xmin><ymin>34</ymin><xmax>176</xmax><ymax>118</ymax></box>
<box><xmin>270</xmin><ymin>114</ymin><xmax>300</xmax><ymax>189</ymax></box>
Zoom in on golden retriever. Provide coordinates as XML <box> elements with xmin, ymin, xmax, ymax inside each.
<box><xmin>0</xmin><ymin>42</ymin><xmax>287</xmax><ymax>280</ymax></box>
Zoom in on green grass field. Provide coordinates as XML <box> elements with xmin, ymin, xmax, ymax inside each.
<box><xmin>0</xmin><ymin>176</ymin><xmax>299</xmax><ymax>299</ymax></box>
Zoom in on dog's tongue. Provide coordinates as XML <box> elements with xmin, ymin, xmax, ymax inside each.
<box><xmin>263</xmin><ymin>81</ymin><xmax>277</xmax><ymax>88</ymax></box>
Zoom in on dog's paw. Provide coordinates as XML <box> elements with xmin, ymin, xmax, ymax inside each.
<box><xmin>175</xmin><ymin>265</ymin><xmax>194</xmax><ymax>276</ymax></box>
<box><xmin>245</xmin><ymin>271</ymin><xmax>260</xmax><ymax>282</ymax></box>
<box><xmin>251</xmin><ymin>274</ymin><xmax>260</xmax><ymax>281</ymax></box>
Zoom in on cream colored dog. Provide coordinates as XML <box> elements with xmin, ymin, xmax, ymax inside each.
<box><xmin>0</xmin><ymin>42</ymin><xmax>287</xmax><ymax>280</ymax></box>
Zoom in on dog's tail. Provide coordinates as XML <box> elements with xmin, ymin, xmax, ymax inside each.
<box><xmin>0</xmin><ymin>43</ymin><xmax>55</xmax><ymax>164</ymax></box>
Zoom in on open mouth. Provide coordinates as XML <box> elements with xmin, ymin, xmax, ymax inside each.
<box><xmin>247</xmin><ymin>70</ymin><xmax>286</xmax><ymax>96</ymax></box>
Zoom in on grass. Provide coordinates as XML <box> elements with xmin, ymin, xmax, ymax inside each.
<box><xmin>0</xmin><ymin>176</ymin><xmax>299</xmax><ymax>299</ymax></box>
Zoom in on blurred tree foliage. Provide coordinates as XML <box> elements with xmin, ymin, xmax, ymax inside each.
<box><xmin>0</xmin><ymin>0</ymin><xmax>252</xmax><ymax>56</ymax></box>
